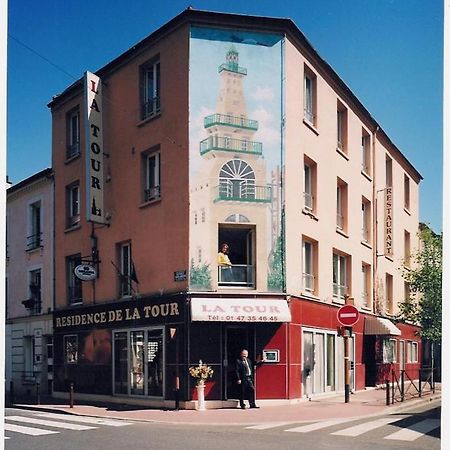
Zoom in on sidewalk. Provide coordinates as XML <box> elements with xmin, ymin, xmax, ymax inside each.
<box><xmin>13</xmin><ymin>385</ymin><xmax>441</xmax><ymax>426</ymax></box>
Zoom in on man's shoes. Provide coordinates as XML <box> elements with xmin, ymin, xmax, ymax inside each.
<box><xmin>240</xmin><ymin>405</ymin><xmax>246</xmax><ymax>409</ymax></box>
<box><xmin>250</xmin><ymin>405</ymin><xmax>260</xmax><ymax>409</ymax></box>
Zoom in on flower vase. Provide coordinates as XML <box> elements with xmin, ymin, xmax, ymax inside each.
<box><xmin>196</xmin><ymin>381</ymin><xmax>206</xmax><ymax>411</ymax></box>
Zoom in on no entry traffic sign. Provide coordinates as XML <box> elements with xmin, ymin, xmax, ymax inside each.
<box><xmin>337</xmin><ymin>304</ymin><xmax>360</xmax><ymax>327</ymax></box>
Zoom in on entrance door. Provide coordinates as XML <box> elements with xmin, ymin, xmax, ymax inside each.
<box><xmin>224</xmin><ymin>326</ymin><xmax>253</xmax><ymax>400</ymax></box>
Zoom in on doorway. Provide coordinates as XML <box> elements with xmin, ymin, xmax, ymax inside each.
<box><xmin>223</xmin><ymin>325</ymin><xmax>254</xmax><ymax>400</ymax></box>
<box><xmin>218</xmin><ymin>225</ymin><xmax>255</xmax><ymax>288</ymax></box>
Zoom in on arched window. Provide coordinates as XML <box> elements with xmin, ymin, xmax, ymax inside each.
<box><xmin>225</xmin><ymin>214</ymin><xmax>250</xmax><ymax>223</ymax></box>
<box><xmin>219</xmin><ymin>160</ymin><xmax>255</xmax><ymax>200</ymax></box>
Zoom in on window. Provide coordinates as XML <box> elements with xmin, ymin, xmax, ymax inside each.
<box><xmin>361</xmin><ymin>197</ymin><xmax>371</xmax><ymax>243</ymax></box>
<box><xmin>361</xmin><ymin>263</ymin><xmax>371</xmax><ymax>308</ymax></box>
<box><xmin>404</xmin><ymin>174</ymin><xmax>410</xmax><ymax>211</ymax></box>
<box><xmin>67</xmin><ymin>254</ymin><xmax>82</xmax><ymax>304</ymax></box>
<box><xmin>404</xmin><ymin>230</ymin><xmax>411</xmax><ymax>267</ymax></box>
<box><xmin>304</xmin><ymin>156</ymin><xmax>317</xmax><ymax>213</ymax></box>
<box><xmin>143</xmin><ymin>151</ymin><xmax>161</xmax><ymax>202</ymax></box>
<box><xmin>66</xmin><ymin>183</ymin><xmax>80</xmax><ymax>228</ymax></box>
<box><xmin>66</xmin><ymin>108</ymin><xmax>80</xmax><ymax>159</ymax></box>
<box><xmin>333</xmin><ymin>252</ymin><xmax>349</xmax><ymax>301</ymax></box>
<box><xmin>337</xmin><ymin>102</ymin><xmax>348</xmax><ymax>153</ymax></box>
<box><xmin>361</xmin><ymin>130</ymin><xmax>371</xmax><ymax>174</ymax></box>
<box><xmin>141</xmin><ymin>59</ymin><xmax>160</xmax><ymax>120</ymax></box>
<box><xmin>336</xmin><ymin>178</ymin><xmax>348</xmax><ymax>232</ymax></box>
<box><xmin>219</xmin><ymin>159</ymin><xmax>256</xmax><ymax>200</ymax></box>
<box><xmin>385</xmin><ymin>273</ymin><xmax>393</xmax><ymax>314</ymax></box>
<box><xmin>404</xmin><ymin>281</ymin><xmax>411</xmax><ymax>302</ymax></box>
<box><xmin>386</xmin><ymin>155</ymin><xmax>393</xmax><ymax>187</ymax></box>
<box><xmin>29</xmin><ymin>269</ymin><xmax>42</xmax><ymax>314</ymax></box>
<box><xmin>383</xmin><ymin>338</ymin><xmax>397</xmax><ymax>363</ymax></box>
<box><xmin>407</xmin><ymin>341</ymin><xmax>418</xmax><ymax>363</ymax></box>
<box><xmin>304</xmin><ymin>65</ymin><xmax>317</xmax><ymax>125</ymax></box>
<box><xmin>28</xmin><ymin>201</ymin><xmax>42</xmax><ymax>250</ymax></box>
<box><xmin>302</xmin><ymin>238</ymin><xmax>317</xmax><ymax>293</ymax></box>
<box><xmin>64</xmin><ymin>335</ymin><xmax>78</xmax><ymax>364</ymax></box>
<box><xmin>119</xmin><ymin>242</ymin><xmax>133</xmax><ymax>297</ymax></box>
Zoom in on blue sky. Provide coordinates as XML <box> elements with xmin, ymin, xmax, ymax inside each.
<box><xmin>7</xmin><ymin>0</ymin><xmax>443</xmax><ymax>232</ymax></box>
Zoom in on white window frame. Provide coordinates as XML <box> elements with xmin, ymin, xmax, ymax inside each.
<box><xmin>28</xmin><ymin>199</ymin><xmax>42</xmax><ymax>250</ymax></box>
<box><xmin>336</xmin><ymin>185</ymin><xmax>343</xmax><ymax>230</ymax></box>
<box><xmin>337</xmin><ymin>108</ymin><xmax>344</xmax><ymax>150</ymax></box>
<box><xmin>304</xmin><ymin>69</ymin><xmax>315</xmax><ymax>124</ymax></box>
<box><xmin>362</xmin><ymin>133</ymin><xmax>370</xmax><ymax>174</ymax></box>
<box><xmin>302</xmin><ymin>240</ymin><xmax>314</xmax><ymax>293</ymax></box>
<box><xmin>362</xmin><ymin>198</ymin><xmax>370</xmax><ymax>243</ymax></box>
<box><xmin>68</xmin><ymin>183</ymin><xmax>80</xmax><ymax>227</ymax></box>
<box><xmin>304</xmin><ymin>163</ymin><xmax>313</xmax><ymax>211</ymax></box>
<box><xmin>67</xmin><ymin>109</ymin><xmax>80</xmax><ymax>159</ymax></box>
<box><xmin>383</xmin><ymin>338</ymin><xmax>397</xmax><ymax>363</ymax></box>
<box><xmin>361</xmin><ymin>263</ymin><xmax>371</xmax><ymax>308</ymax></box>
<box><xmin>404</xmin><ymin>174</ymin><xmax>410</xmax><ymax>211</ymax></box>
<box><xmin>142</xmin><ymin>60</ymin><xmax>161</xmax><ymax>119</ymax></box>
<box><xmin>333</xmin><ymin>253</ymin><xmax>347</xmax><ymax>302</ymax></box>
<box><xmin>145</xmin><ymin>151</ymin><xmax>161</xmax><ymax>202</ymax></box>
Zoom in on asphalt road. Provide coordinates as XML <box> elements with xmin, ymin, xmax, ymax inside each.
<box><xmin>4</xmin><ymin>402</ymin><xmax>440</xmax><ymax>450</ymax></box>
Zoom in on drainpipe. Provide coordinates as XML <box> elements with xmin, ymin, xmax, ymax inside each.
<box><xmin>372</xmin><ymin>126</ymin><xmax>379</xmax><ymax>314</ymax></box>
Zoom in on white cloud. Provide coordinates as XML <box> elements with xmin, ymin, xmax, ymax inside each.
<box><xmin>251</xmin><ymin>86</ymin><xmax>274</xmax><ymax>102</ymax></box>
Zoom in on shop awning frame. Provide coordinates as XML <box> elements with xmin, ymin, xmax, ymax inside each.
<box><xmin>364</xmin><ymin>316</ymin><xmax>401</xmax><ymax>336</ymax></box>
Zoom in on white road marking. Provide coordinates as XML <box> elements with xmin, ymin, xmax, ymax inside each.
<box><xmin>7</xmin><ymin>416</ymin><xmax>97</xmax><ymax>431</ymax></box>
<box><xmin>331</xmin><ymin>416</ymin><xmax>409</xmax><ymax>437</ymax></box>
<box><xmin>34</xmin><ymin>412</ymin><xmax>133</xmax><ymax>427</ymax></box>
<box><xmin>385</xmin><ymin>419</ymin><xmax>440</xmax><ymax>441</ymax></box>
<box><xmin>246</xmin><ymin>422</ymin><xmax>294</xmax><ymax>430</ymax></box>
<box><xmin>285</xmin><ymin>417</ymin><xmax>356</xmax><ymax>433</ymax></box>
<box><xmin>4</xmin><ymin>423</ymin><xmax>59</xmax><ymax>436</ymax></box>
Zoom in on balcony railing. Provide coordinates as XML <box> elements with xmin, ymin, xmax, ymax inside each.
<box><xmin>142</xmin><ymin>96</ymin><xmax>161</xmax><ymax>120</ymax></box>
<box><xmin>144</xmin><ymin>186</ymin><xmax>161</xmax><ymax>202</ymax></box>
<box><xmin>66</xmin><ymin>142</ymin><xmax>80</xmax><ymax>159</ymax></box>
<box><xmin>333</xmin><ymin>283</ymin><xmax>347</xmax><ymax>301</ymax></box>
<box><xmin>27</xmin><ymin>233</ymin><xmax>42</xmax><ymax>251</ymax></box>
<box><xmin>200</xmin><ymin>136</ymin><xmax>262</xmax><ymax>156</ymax></box>
<box><xmin>218</xmin><ymin>264</ymin><xmax>254</xmax><ymax>288</ymax></box>
<box><xmin>214</xmin><ymin>184</ymin><xmax>272</xmax><ymax>203</ymax></box>
<box><xmin>303</xmin><ymin>273</ymin><xmax>314</xmax><ymax>292</ymax></box>
<box><xmin>204</xmin><ymin>113</ymin><xmax>258</xmax><ymax>131</ymax></box>
<box><xmin>304</xmin><ymin>107</ymin><xmax>315</xmax><ymax>124</ymax></box>
<box><xmin>361</xmin><ymin>292</ymin><xmax>370</xmax><ymax>308</ymax></box>
<box><xmin>304</xmin><ymin>192</ymin><xmax>314</xmax><ymax>211</ymax></box>
<box><xmin>362</xmin><ymin>228</ymin><xmax>370</xmax><ymax>243</ymax></box>
<box><xmin>218</xmin><ymin>63</ymin><xmax>247</xmax><ymax>76</ymax></box>
<box><xmin>336</xmin><ymin>213</ymin><xmax>344</xmax><ymax>230</ymax></box>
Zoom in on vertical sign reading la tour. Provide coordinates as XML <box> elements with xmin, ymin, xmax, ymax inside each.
<box><xmin>84</xmin><ymin>71</ymin><xmax>105</xmax><ymax>224</ymax></box>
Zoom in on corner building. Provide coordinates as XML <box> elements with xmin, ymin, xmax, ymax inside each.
<box><xmin>50</xmin><ymin>9</ymin><xmax>422</xmax><ymax>408</ymax></box>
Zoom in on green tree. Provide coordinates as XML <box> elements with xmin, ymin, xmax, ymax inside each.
<box><xmin>399</xmin><ymin>225</ymin><xmax>442</xmax><ymax>342</ymax></box>
<box><xmin>189</xmin><ymin>260</ymin><xmax>212</xmax><ymax>290</ymax></box>
<box><xmin>267</xmin><ymin>235</ymin><xmax>285</xmax><ymax>291</ymax></box>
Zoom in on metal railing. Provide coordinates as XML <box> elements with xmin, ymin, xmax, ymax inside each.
<box><xmin>333</xmin><ymin>283</ymin><xmax>347</xmax><ymax>300</ymax></box>
<box><xmin>336</xmin><ymin>213</ymin><xmax>344</xmax><ymax>230</ymax></box>
<box><xmin>385</xmin><ymin>368</ymin><xmax>436</xmax><ymax>405</ymax></box>
<box><xmin>66</xmin><ymin>142</ymin><xmax>80</xmax><ymax>159</ymax></box>
<box><xmin>361</xmin><ymin>228</ymin><xmax>370</xmax><ymax>243</ymax></box>
<box><xmin>302</xmin><ymin>273</ymin><xmax>314</xmax><ymax>292</ymax></box>
<box><xmin>215</xmin><ymin>184</ymin><xmax>272</xmax><ymax>203</ymax></box>
<box><xmin>304</xmin><ymin>108</ymin><xmax>315</xmax><ymax>124</ymax></box>
<box><xmin>304</xmin><ymin>192</ymin><xmax>314</xmax><ymax>211</ymax></box>
<box><xmin>144</xmin><ymin>186</ymin><xmax>161</xmax><ymax>202</ymax></box>
<box><xmin>204</xmin><ymin>113</ymin><xmax>258</xmax><ymax>131</ymax></box>
<box><xmin>27</xmin><ymin>233</ymin><xmax>42</xmax><ymax>251</ymax></box>
<box><xmin>200</xmin><ymin>136</ymin><xmax>262</xmax><ymax>156</ymax></box>
<box><xmin>142</xmin><ymin>96</ymin><xmax>161</xmax><ymax>120</ymax></box>
<box><xmin>218</xmin><ymin>264</ymin><xmax>254</xmax><ymax>288</ymax></box>
<box><xmin>68</xmin><ymin>285</ymin><xmax>82</xmax><ymax>304</ymax></box>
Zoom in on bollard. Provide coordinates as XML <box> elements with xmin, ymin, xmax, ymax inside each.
<box><xmin>69</xmin><ymin>382</ymin><xmax>74</xmax><ymax>408</ymax></box>
<box><xmin>36</xmin><ymin>381</ymin><xmax>41</xmax><ymax>405</ymax></box>
<box><xmin>386</xmin><ymin>379</ymin><xmax>390</xmax><ymax>405</ymax></box>
<box><xmin>401</xmin><ymin>370</ymin><xmax>404</xmax><ymax>402</ymax></box>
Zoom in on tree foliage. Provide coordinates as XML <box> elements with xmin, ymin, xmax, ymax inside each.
<box><xmin>399</xmin><ymin>226</ymin><xmax>442</xmax><ymax>341</ymax></box>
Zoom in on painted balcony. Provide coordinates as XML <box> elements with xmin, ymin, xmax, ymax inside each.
<box><xmin>214</xmin><ymin>182</ymin><xmax>272</xmax><ymax>203</ymax></box>
<box><xmin>218</xmin><ymin>62</ymin><xmax>247</xmax><ymax>75</ymax></box>
<box><xmin>204</xmin><ymin>114</ymin><xmax>258</xmax><ymax>131</ymax></box>
<box><xmin>200</xmin><ymin>136</ymin><xmax>262</xmax><ymax>156</ymax></box>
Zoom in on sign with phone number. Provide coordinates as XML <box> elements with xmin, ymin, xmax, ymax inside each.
<box><xmin>190</xmin><ymin>298</ymin><xmax>292</xmax><ymax>322</ymax></box>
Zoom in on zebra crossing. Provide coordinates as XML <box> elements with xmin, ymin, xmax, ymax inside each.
<box><xmin>4</xmin><ymin>411</ymin><xmax>133</xmax><ymax>441</ymax></box>
<box><xmin>245</xmin><ymin>414</ymin><xmax>440</xmax><ymax>443</ymax></box>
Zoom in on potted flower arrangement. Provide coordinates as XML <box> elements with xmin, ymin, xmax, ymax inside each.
<box><xmin>189</xmin><ymin>360</ymin><xmax>214</xmax><ymax>386</ymax></box>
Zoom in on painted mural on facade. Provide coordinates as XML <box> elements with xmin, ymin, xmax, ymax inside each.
<box><xmin>189</xmin><ymin>27</ymin><xmax>284</xmax><ymax>292</ymax></box>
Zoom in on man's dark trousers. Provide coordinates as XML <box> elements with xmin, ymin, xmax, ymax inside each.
<box><xmin>240</xmin><ymin>375</ymin><xmax>256</xmax><ymax>408</ymax></box>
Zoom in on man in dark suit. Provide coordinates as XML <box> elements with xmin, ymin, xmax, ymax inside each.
<box><xmin>235</xmin><ymin>349</ymin><xmax>264</xmax><ymax>409</ymax></box>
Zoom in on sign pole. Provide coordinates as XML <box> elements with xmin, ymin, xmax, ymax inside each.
<box><xmin>344</xmin><ymin>330</ymin><xmax>350</xmax><ymax>403</ymax></box>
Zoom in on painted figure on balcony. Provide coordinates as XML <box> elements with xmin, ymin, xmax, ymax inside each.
<box><xmin>218</xmin><ymin>243</ymin><xmax>232</xmax><ymax>282</ymax></box>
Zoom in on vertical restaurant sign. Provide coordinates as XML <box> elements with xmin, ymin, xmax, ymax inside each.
<box><xmin>84</xmin><ymin>71</ymin><xmax>105</xmax><ymax>223</ymax></box>
<box><xmin>385</xmin><ymin>187</ymin><xmax>393</xmax><ymax>256</ymax></box>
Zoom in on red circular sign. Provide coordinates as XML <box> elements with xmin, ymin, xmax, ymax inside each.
<box><xmin>337</xmin><ymin>304</ymin><xmax>360</xmax><ymax>327</ymax></box>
